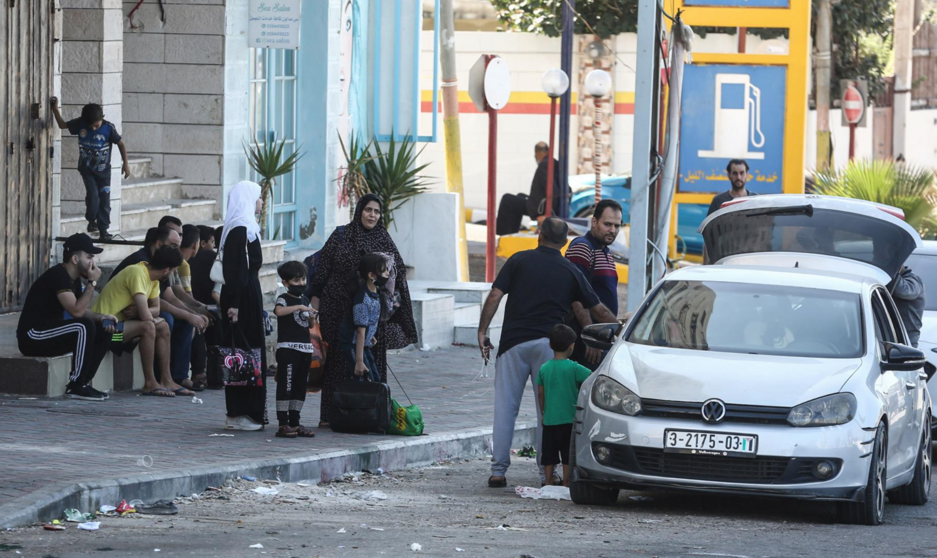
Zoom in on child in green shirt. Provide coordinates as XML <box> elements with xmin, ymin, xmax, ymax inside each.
<box><xmin>536</xmin><ymin>324</ymin><xmax>594</xmax><ymax>487</ymax></box>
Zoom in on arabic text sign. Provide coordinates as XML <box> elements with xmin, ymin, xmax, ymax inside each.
<box><xmin>679</xmin><ymin>65</ymin><xmax>786</xmax><ymax>194</ymax></box>
<box><xmin>249</xmin><ymin>0</ymin><xmax>302</xmax><ymax>50</ymax></box>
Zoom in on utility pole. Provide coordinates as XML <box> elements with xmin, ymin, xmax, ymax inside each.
<box><xmin>439</xmin><ymin>0</ymin><xmax>470</xmax><ymax>281</ymax></box>
<box><xmin>557</xmin><ymin>0</ymin><xmax>576</xmax><ymax>218</ymax></box>
<box><xmin>815</xmin><ymin>0</ymin><xmax>832</xmax><ymax>170</ymax></box>
<box><xmin>894</xmin><ymin>0</ymin><xmax>914</xmax><ymax>160</ymax></box>
<box><xmin>627</xmin><ymin>0</ymin><xmax>661</xmax><ymax>311</ymax></box>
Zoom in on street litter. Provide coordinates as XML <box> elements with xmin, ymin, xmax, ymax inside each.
<box><xmin>134</xmin><ymin>500</ymin><xmax>179</xmax><ymax>515</ymax></box>
<box><xmin>337</xmin><ymin>528</ymin><xmax>347</xmax><ymax>534</ymax></box>
<box><xmin>639</xmin><ymin>519</ymin><xmax>661</xmax><ymax>524</ymax></box>
<box><xmin>209</xmin><ymin>433</ymin><xmax>235</xmax><ymax>437</ymax></box>
<box><xmin>43</xmin><ymin>524</ymin><xmax>65</xmax><ymax>531</ymax></box>
<box><xmin>249</xmin><ymin>544</ymin><xmax>264</xmax><ymax>549</ymax></box>
<box><xmin>456</xmin><ymin>549</ymin><xmax>465</xmax><ymax>552</ymax></box>
<box><xmin>191</xmin><ymin>396</ymin><xmax>203</xmax><ymax>404</ymax></box>
<box><xmin>154</xmin><ymin>550</ymin><xmax>160</xmax><ymax>553</ymax></box>
<box><xmin>410</xmin><ymin>543</ymin><xmax>423</xmax><ymax>552</ymax></box>
<box><xmin>77</xmin><ymin>522</ymin><xmax>101</xmax><ymax>531</ymax></box>
<box><xmin>251</xmin><ymin>487</ymin><xmax>279</xmax><ymax>496</ymax></box>
<box><xmin>629</xmin><ymin>496</ymin><xmax>653</xmax><ymax>502</ymax></box>
<box><xmin>491</xmin><ymin>524</ymin><xmax>527</xmax><ymax>531</ymax></box>
<box><xmin>115</xmin><ymin>500</ymin><xmax>135</xmax><ymax>514</ymax></box>
<box><xmin>136</xmin><ymin>455</ymin><xmax>153</xmax><ymax>468</ymax></box>
<box><xmin>515</xmin><ymin>485</ymin><xmax>571</xmax><ymax>501</ymax></box>
<box><xmin>129</xmin><ymin>499</ymin><xmax>145</xmax><ymax>508</ymax></box>
<box><xmin>369</xmin><ymin>527</ymin><xmax>385</xmax><ymax>531</ymax></box>
<box><xmin>99</xmin><ymin>505</ymin><xmax>117</xmax><ymax>514</ymax></box>
<box><xmin>356</xmin><ymin>490</ymin><xmax>388</xmax><ymax>501</ymax></box>
<box><xmin>515</xmin><ymin>445</ymin><xmax>537</xmax><ymax>458</ymax></box>
<box><xmin>297</xmin><ymin>483</ymin><xmax>312</xmax><ymax>487</ymax></box>
<box><xmin>242</xmin><ymin>475</ymin><xmax>257</xmax><ymax>481</ymax></box>
<box><xmin>64</xmin><ymin>509</ymin><xmax>95</xmax><ymax>523</ymax></box>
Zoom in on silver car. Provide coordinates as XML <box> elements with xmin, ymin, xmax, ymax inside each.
<box><xmin>572</xmin><ymin>195</ymin><xmax>931</xmax><ymax>525</ymax></box>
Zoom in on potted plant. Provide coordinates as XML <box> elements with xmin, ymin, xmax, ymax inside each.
<box><xmin>244</xmin><ymin>140</ymin><xmax>305</xmax><ymax>237</ymax></box>
<box><xmin>362</xmin><ymin>134</ymin><xmax>432</xmax><ymax>230</ymax></box>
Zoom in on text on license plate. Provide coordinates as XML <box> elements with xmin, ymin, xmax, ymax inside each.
<box><xmin>663</xmin><ymin>430</ymin><xmax>758</xmax><ymax>457</ymax></box>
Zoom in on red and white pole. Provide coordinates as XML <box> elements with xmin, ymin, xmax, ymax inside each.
<box><xmin>594</xmin><ymin>96</ymin><xmax>603</xmax><ymax>206</ymax></box>
<box><xmin>545</xmin><ymin>97</ymin><xmax>558</xmax><ymax>218</ymax></box>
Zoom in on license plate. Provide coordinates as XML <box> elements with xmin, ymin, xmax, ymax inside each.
<box><xmin>663</xmin><ymin>430</ymin><xmax>758</xmax><ymax>458</ymax></box>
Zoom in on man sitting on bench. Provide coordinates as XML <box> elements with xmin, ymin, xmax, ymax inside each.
<box><xmin>17</xmin><ymin>234</ymin><xmax>118</xmax><ymax>401</ymax></box>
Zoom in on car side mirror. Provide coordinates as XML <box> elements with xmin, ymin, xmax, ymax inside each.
<box><xmin>882</xmin><ymin>343</ymin><xmax>926</xmax><ymax>372</ymax></box>
<box><xmin>582</xmin><ymin>323</ymin><xmax>618</xmax><ymax>351</ymax></box>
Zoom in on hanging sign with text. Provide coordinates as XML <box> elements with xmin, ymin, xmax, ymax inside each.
<box><xmin>249</xmin><ymin>0</ymin><xmax>302</xmax><ymax>50</ymax></box>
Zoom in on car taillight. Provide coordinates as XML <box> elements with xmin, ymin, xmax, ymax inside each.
<box><xmin>720</xmin><ymin>198</ymin><xmax>750</xmax><ymax>209</ymax></box>
<box><xmin>877</xmin><ymin>206</ymin><xmax>906</xmax><ymax>220</ymax></box>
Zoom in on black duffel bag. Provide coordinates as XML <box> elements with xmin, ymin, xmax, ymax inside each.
<box><xmin>329</xmin><ymin>378</ymin><xmax>391</xmax><ymax>434</ymax></box>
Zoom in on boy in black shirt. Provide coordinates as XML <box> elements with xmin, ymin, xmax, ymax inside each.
<box><xmin>50</xmin><ymin>98</ymin><xmax>130</xmax><ymax>240</ymax></box>
<box><xmin>273</xmin><ymin>261</ymin><xmax>318</xmax><ymax>439</ymax></box>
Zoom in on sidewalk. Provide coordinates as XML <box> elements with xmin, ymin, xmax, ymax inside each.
<box><xmin>0</xmin><ymin>346</ymin><xmax>538</xmax><ymax>527</ymax></box>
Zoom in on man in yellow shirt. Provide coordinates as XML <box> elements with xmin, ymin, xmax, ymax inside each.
<box><xmin>93</xmin><ymin>246</ymin><xmax>185</xmax><ymax>397</ymax></box>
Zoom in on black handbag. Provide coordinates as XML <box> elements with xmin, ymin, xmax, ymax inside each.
<box><xmin>215</xmin><ymin>325</ymin><xmax>264</xmax><ymax>387</ymax></box>
<box><xmin>329</xmin><ymin>378</ymin><xmax>391</xmax><ymax>434</ymax></box>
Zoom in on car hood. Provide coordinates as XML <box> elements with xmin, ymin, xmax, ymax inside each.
<box><xmin>613</xmin><ymin>343</ymin><xmax>863</xmax><ymax>408</ymax></box>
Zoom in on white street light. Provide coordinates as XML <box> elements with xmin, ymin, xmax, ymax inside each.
<box><xmin>541</xmin><ymin>69</ymin><xmax>570</xmax><ymax>218</ymax></box>
<box><xmin>585</xmin><ymin>69</ymin><xmax>613</xmax><ymax>205</ymax></box>
<box><xmin>541</xmin><ymin>68</ymin><xmax>570</xmax><ymax>99</ymax></box>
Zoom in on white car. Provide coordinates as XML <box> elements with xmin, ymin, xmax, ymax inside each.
<box><xmin>904</xmin><ymin>241</ymin><xmax>937</xmax><ymax>433</ymax></box>
<box><xmin>572</xmin><ymin>195</ymin><xmax>931</xmax><ymax>525</ymax></box>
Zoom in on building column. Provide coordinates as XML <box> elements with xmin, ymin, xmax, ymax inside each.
<box><xmin>60</xmin><ymin>0</ymin><xmax>124</xmax><ymax>232</ymax></box>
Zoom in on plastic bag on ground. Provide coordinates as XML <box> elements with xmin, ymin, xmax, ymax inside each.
<box><xmin>514</xmin><ymin>485</ymin><xmax>571</xmax><ymax>501</ymax></box>
<box><xmin>63</xmin><ymin>509</ymin><xmax>95</xmax><ymax>523</ymax></box>
<box><xmin>77</xmin><ymin>522</ymin><xmax>101</xmax><ymax>531</ymax></box>
<box><xmin>251</xmin><ymin>487</ymin><xmax>279</xmax><ymax>495</ymax></box>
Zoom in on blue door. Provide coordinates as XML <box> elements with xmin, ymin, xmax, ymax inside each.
<box><xmin>249</xmin><ymin>47</ymin><xmax>299</xmax><ymax>245</ymax></box>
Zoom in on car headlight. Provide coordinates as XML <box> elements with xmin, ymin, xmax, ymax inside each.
<box><xmin>591</xmin><ymin>376</ymin><xmax>641</xmax><ymax>416</ymax></box>
<box><xmin>787</xmin><ymin>393</ymin><xmax>857</xmax><ymax>427</ymax></box>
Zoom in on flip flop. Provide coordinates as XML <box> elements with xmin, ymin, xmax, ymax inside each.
<box><xmin>142</xmin><ymin>388</ymin><xmax>175</xmax><ymax>398</ymax></box>
<box><xmin>172</xmin><ymin>387</ymin><xmax>195</xmax><ymax>396</ymax></box>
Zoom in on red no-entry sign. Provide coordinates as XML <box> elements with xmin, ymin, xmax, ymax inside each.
<box><xmin>842</xmin><ymin>84</ymin><xmax>865</xmax><ymax>125</ymax></box>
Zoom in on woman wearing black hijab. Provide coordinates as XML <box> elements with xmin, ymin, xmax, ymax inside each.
<box><xmin>310</xmin><ymin>194</ymin><xmax>418</xmax><ymax>428</ymax></box>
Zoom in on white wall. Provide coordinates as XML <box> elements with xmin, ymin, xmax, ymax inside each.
<box><xmin>905</xmin><ymin>109</ymin><xmax>937</xmax><ymax>167</ymax></box>
<box><xmin>389</xmin><ymin>193</ymin><xmax>462</xmax><ymax>282</ymax></box>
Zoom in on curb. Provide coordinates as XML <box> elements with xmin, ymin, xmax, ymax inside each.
<box><xmin>0</xmin><ymin>422</ymin><xmax>537</xmax><ymax>529</ymax></box>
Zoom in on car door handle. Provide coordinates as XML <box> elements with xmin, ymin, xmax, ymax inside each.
<box><xmin>920</xmin><ymin>372</ymin><xmax>930</xmax><ymax>380</ymax></box>
<box><xmin>906</xmin><ymin>381</ymin><xmax>917</xmax><ymax>390</ymax></box>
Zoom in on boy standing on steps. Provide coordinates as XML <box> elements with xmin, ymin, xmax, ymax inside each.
<box><xmin>50</xmin><ymin>97</ymin><xmax>131</xmax><ymax>240</ymax></box>
<box><xmin>536</xmin><ymin>324</ymin><xmax>594</xmax><ymax>487</ymax></box>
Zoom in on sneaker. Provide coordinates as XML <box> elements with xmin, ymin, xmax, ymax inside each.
<box><xmin>87</xmin><ymin>223</ymin><xmax>98</xmax><ymax>233</ymax></box>
<box><xmin>225</xmin><ymin>415</ymin><xmax>263</xmax><ymax>431</ymax></box>
<box><xmin>98</xmin><ymin>232</ymin><xmax>114</xmax><ymax>241</ymax></box>
<box><xmin>65</xmin><ymin>384</ymin><xmax>106</xmax><ymax>401</ymax></box>
<box><xmin>86</xmin><ymin>386</ymin><xmax>109</xmax><ymax>400</ymax></box>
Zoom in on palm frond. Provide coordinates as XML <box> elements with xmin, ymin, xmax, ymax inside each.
<box><xmin>362</xmin><ymin>133</ymin><xmax>433</xmax><ymax>230</ymax></box>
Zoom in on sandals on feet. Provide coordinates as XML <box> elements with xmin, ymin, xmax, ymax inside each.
<box><xmin>275</xmin><ymin>426</ymin><xmax>298</xmax><ymax>438</ymax></box>
<box><xmin>488</xmin><ymin>476</ymin><xmax>507</xmax><ymax>488</ymax></box>
<box><xmin>318</xmin><ymin>421</ymin><xmax>330</xmax><ymax>429</ymax></box>
<box><xmin>294</xmin><ymin>425</ymin><xmax>316</xmax><ymax>438</ymax></box>
<box><xmin>142</xmin><ymin>388</ymin><xmax>175</xmax><ymax>397</ymax></box>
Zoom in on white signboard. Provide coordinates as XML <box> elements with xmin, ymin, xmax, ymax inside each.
<box><xmin>248</xmin><ymin>0</ymin><xmax>302</xmax><ymax>50</ymax></box>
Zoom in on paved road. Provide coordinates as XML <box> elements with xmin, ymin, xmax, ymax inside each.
<box><xmin>5</xmin><ymin>458</ymin><xmax>935</xmax><ymax>558</ymax></box>
<box><xmin>0</xmin><ymin>346</ymin><xmax>535</xmax><ymax>507</ymax></box>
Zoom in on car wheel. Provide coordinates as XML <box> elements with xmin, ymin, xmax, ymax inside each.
<box><xmin>837</xmin><ymin>423</ymin><xmax>887</xmax><ymax>525</ymax></box>
<box><xmin>568</xmin><ymin>431</ymin><xmax>620</xmax><ymax>506</ymax></box>
<box><xmin>888</xmin><ymin>413</ymin><xmax>931</xmax><ymax>506</ymax></box>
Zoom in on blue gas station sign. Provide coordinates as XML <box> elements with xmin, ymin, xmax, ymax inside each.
<box><xmin>678</xmin><ymin>64</ymin><xmax>787</xmax><ymax>194</ymax></box>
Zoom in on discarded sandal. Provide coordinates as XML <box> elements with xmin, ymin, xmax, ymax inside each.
<box><xmin>134</xmin><ymin>500</ymin><xmax>178</xmax><ymax>516</ymax></box>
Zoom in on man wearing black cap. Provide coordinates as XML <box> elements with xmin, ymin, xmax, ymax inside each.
<box><xmin>17</xmin><ymin>234</ymin><xmax>118</xmax><ymax>401</ymax></box>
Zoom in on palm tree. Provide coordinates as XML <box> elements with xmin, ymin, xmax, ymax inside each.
<box><xmin>813</xmin><ymin>159</ymin><xmax>937</xmax><ymax>235</ymax></box>
<box><xmin>362</xmin><ymin>134</ymin><xmax>432</xmax><ymax>230</ymax></box>
<box><xmin>244</xmin><ymin>140</ymin><xmax>305</xmax><ymax>238</ymax></box>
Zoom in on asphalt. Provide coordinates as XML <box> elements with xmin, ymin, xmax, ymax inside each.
<box><xmin>0</xmin><ymin>346</ymin><xmax>539</xmax><ymax>528</ymax></box>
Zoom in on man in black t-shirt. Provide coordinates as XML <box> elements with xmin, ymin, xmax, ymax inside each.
<box><xmin>17</xmin><ymin>234</ymin><xmax>118</xmax><ymax>401</ymax></box>
<box><xmin>477</xmin><ymin>217</ymin><xmax>617</xmax><ymax>488</ymax></box>
<box><xmin>706</xmin><ymin>159</ymin><xmax>758</xmax><ymax>216</ymax></box>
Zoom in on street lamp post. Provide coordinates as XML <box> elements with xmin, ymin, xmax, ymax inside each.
<box><xmin>585</xmin><ymin>69</ymin><xmax>612</xmax><ymax>206</ymax></box>
<box><xmin>541</xmin><ymin>68</ymin><xmax>570</xmax><ymax>218</ymax></box>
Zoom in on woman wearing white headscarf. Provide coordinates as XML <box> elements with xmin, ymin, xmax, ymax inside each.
<box><xmin>220</xmin><ymin>180</ymin><xmax>267</xmax><ymax>430</ymax></box>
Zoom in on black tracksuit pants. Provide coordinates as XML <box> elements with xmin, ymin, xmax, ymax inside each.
<box><xmin>18</xmin><ymin>316</ymin><xmax>109</xmax><ymax>388</ymax></box>
<box><xmin>275</xmin><ymin>348</ymin><xmax>312</xmax><ymax>427</ymax></box>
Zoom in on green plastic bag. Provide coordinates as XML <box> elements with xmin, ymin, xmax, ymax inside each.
<box><xmin>388</xmin><ymin>397</ymin><xmax>424</xmax><ymax>436</ymax></box>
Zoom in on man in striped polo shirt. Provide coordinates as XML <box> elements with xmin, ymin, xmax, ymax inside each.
<box><xmin>565</xmin><ymin>199</ymin><xmax>623</xmax><ymax>369</ymax></box>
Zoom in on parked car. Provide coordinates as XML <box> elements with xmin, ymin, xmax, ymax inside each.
<box><xmin>567</xmin><ymin>173</ymin><xmax>707</xmax><ymax>256</ymax></box>
<box><xmin>904</xmin><ymin>241</ymin><xmax>937</xmax><ymax>435</ymax></box>
<box><xmin>571</xmin><ymin>195</ymin><xmax>931</xmax><ymax>525</ymax></box>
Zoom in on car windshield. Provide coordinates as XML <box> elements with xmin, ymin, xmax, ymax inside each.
<box><xmin>628</xmin><ymin>280</ymin><xmax>863</xmax><ymax>358</ymax></box>
<box><xmin>905</xmin><ymin>253</ymin><xmax>937</xmax><ymax>311</ymax></box>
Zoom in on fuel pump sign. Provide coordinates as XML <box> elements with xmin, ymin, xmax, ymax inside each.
<box><xmin>678</xmin><ymin>65</ymin><xmax>787</xmax><ymax>194</ymax></box>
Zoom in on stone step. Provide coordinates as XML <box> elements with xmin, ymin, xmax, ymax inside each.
<box><xmin>454</xmin><ymin>322</ymin><xmax>502</xmax><ymax>348</ymax></box>
<box><xmin>61</xmin><ymin>198</ymin><xmax>218</xmax><ymax>237</ymax></box>
<box><xmin>120</xmin><ymin>176</ymin><xmax>184</xmax><ymax>206</ymax></box>
<box><xmin>127</xmin><ymin>157</ymin><xmax>153</xmax><ymax>180</ymax></box>
<box><xmin>259</xmin><ymin>263</ymin><xmax>280</xmax><ymax>295</ymax></box>
<box><xmin>411</xmin><ymin>292</ymin><xmax>455</xmax><ymax>350</ymax></box>
<box><xmin>453</xmin><ymin>301</ymin><xmax>481</xmax><ymax>326</ymax></box>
